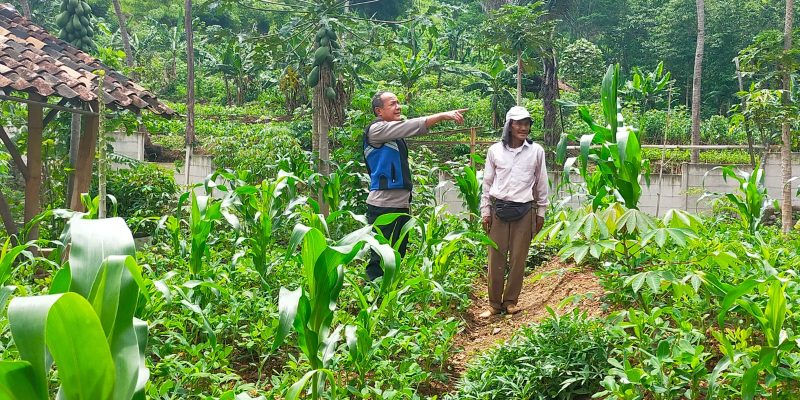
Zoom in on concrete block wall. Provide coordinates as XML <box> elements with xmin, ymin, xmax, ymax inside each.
<box><xmin>438</xmin><ymin>152</ymin><xmax>800</xmax><ymax>217</ymax></box>
<box><xmin>109</xmin><ymin>131</ymin><xmax>145</xmax><ymax>161</ymax></box>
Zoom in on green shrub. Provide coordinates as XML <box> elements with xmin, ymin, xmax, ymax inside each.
<box><xmin>206</xmin><ymin>126</ymin><xmax>308</xmax><ymax>182</ymax></box>
<box><xmin>638</xmin><ymin>108</ymin><xmax>691</xmax><ymax>144</ymax></box>
<box><xmin>101</xmin><ymin>163</ymin><xmax>179</xmax><ymax>234</ymax></box>
<box><xmin>449</xmin><ymin>311</ymin><xmax>615</xmax><ymax>400</ymax></box>
<box><xmin>701</xmin><ymin>114</ymin><xmax>747</xmax><ymax>145</ymax></box>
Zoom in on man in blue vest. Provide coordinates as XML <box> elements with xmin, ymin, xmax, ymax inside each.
<box><xmin>364</xmin><ymin>91</ymin><xmax>467</xmax><ymax>281</ymax></box>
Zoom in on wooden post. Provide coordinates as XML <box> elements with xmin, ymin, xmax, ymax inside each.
<box><xmin>25</xmin><ymin>94</ymin><xmax>44</xmax><ymax>241</ymax></box>
<box><xmin>70</xmin><ymin>101</ymin><xmax>99</xmax><ymax>211</ymax></box>
<box><xmin>470</xmin><ymin>127</ymin><xmax>476</xmax><ymax>168</ymax></box>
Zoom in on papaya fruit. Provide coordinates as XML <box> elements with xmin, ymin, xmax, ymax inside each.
<box><xmin>315</xmin><ymin>27</ymin><xmax>327</xmax><ymax>42</ymax></box>
<box><xmin>325</xmin><ymin>86</ymin><xmax>336</xmax><ymax>101</ymax></box>
<box><xmin>56</xmin><ymin>12</ymin><xmax>69</xmax><ymax>27</ymax></box>
<box><xmin>313</xmin><ymin>46</ymin><xmax>330</xmax><ymax>66</ymax></box>
<box><xmin>307</xmin><ymin>66</ymin><xmax>320</xmax><ymax>87</ymax></box>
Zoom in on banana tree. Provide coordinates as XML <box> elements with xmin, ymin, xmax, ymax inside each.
<box><xmin>0</xmin><ymin>217</ymin><xmax>149</xmax><ymax>400</ymax></box>
<box><xmin>463</xmin><ymin>58</ymin><xmax>516</xmax><ymax>128</ymax></box>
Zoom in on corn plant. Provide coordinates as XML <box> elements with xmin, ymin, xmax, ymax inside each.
<box><xmin>447</xmin><ymin>158</ymin><xmax>482</xmax><ymax>219</ymax></box>
<box><xmin>701</xmin><ymin>166</ymin><xmax>773</xmax><ymax>235</ymax></box>
<box><xmin>557</xmin><ymin>64</ymin><xmax>651</xmax><ymax>210</ymax></box>
<box><xmin>0</xmin><ymin>217</ymin><xmax>149</xmax><ymax>400</ymax></box>
<box><xmin>213</xmin><ymin>169</ymin><xmax>305</xmax><ymax>284</ymax></box>
<box><xmin>273</xmin><ymin>224</ymin><xmax>396</xmax><ymax>400</ymax></box>
<box><xmin>0</xmin><ymin>237</ymin><xmax>35</xmax><ymax>312</ymax></box>
<box><xmin>187</xmin><ymin>190</ymin><xmax>223</xmax><ymax>279</ymax></box>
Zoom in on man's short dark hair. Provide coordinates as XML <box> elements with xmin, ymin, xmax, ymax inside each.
<box><xmin>371</xmin><ymin>91</ymin><xmax>388</xmax><ymax>115</ymax></box>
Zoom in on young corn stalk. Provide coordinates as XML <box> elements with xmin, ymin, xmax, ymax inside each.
<box><xmin>273</xmin><ymin>224</ymin><xmax>396</xmax><ymax>400</ymax></box>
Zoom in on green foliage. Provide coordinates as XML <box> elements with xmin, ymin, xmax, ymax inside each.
<box><xmin>623</xmin><ymin>62</ymin><xmax>672</xmax><ymax>116</ymax></box>
<box><xmin>558</xmin><ymin>65</ymin><xmax>651</xmax><ymax>210</ymax></box>
<box><xmin>447</xmin><ymin>160</ymin><xmax>481</xmax><ymax>218</ymax></box>
<box><xmin>273</xmin><ymin>224</ymin><xmax>396</xmax><ymax>399</ymax></box>
<box><xmin>561</xmin><ymin>39</ymin><xmax>605</xmax><ymax>90</ymax></box>
<box><xmin>463</xmin><ymin>57</ymin><xmax>516</xmax><ymax>128</ymax></box>
<box><xmin>351</xmin><ymin>0</ymin><xmax>412</xmax><ymax>20</ymax></box>
<box><xmin>702</xmin><ymin>167</ymin><xmax>773</xmax><ymax>235</ymax></box>
<box><xmin>97</xmin><ymin>164</ymin><xmax>179</xmax><ymax>234</ymax></box>
<box><xmin>449</xmin><ymin>310</ymin><xmax>615</xmax><ymax>400</ymax></box>
<box><xmin>0</xmin><ymin>218</ymin><xmax>149</xmax><ymax>400</ymax></box>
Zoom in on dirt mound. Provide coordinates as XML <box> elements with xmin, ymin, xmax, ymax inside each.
<box><xmin>433</xmin><ymin>259</ymin><xmax>605</xmax><ymax>395</ymax></box>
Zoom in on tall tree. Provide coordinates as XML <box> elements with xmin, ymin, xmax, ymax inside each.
<box><xmin>781</xmin><ymin>0</ymin><xmax>794</xmax><ymax>233</ymax></box>
<box><xmin>690</xmin><ymin>0</ymin><xmax>705</xmax><ymax>163</ymax></box>
<box><xmin>184</xmin><ymin>0</ymin><xmax>195</xmax><ymax>186</ymax></box>
<box><xmin>111</xmin><ymin>0</ymin><xmax>135</xmax><ymax>73</ymax></box>
<box><xmin>18</xmin><ymin>0</ymin><xmax>31</xmax><ymax>19</ymax></box>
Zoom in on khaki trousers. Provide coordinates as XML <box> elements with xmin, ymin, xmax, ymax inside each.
<box><xmin>487</xmin><ymin>208</ymin><xmax>534</xmax><ymax>311</ymax></box>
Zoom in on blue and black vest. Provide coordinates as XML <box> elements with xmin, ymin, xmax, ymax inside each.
<box><xmin>363</xmin><ymin>119</ymin><xmax>413</xmax><ymax>191</ymax></box>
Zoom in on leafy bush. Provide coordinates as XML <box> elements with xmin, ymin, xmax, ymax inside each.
<box><xmin>100</xmin><ymin>163</ymin><xmax>179</xmax><ymax>234</ymax></box>
<box><xmin>206</xmin><ymin>126</ymin><xmax>309</xmax><ymax>183</ymax></box>
<box><xmin>701</xmin><ymin>114</ymin><xmax>746</xmax><ymax>145</ymax></box>
<box><xmin>449</xmin><ymin>310</ymin><xmax>615</xmax><ymax>400</ymax></box>
<box><xmin>638</xmin><ymin>108</ymin><xmax>691</xmax><ymax>144</ymax></box>
<box><xmin>561</xmin><ymin>39</ymin><xmax>605</xmax><ymax>90</ymax></box>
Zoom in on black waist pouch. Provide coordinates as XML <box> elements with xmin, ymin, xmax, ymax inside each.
<box><xmin>494</xmin><ymin>199</ymin><xmax>533</xmax><ymax>222</ymax></box>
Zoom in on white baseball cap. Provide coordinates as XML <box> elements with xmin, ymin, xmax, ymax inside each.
<box><xmin>505</xmin><ymin>106</ymin><xmax>531</xmax><ymax>122</ymax></box>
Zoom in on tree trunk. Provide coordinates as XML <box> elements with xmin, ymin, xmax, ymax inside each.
<box><xmin>690</xmin><ymin>0</ymin><xmax>705</xmax><ymax>163</ymax></box>
<box><xmin>70</xmin><ymin>102</ymin><xmax>99</xmax><ymax>212</ymax></box>
<box><xmin>111</xmin><ymin>0</ymin><xmax>136</xmax><ymax>76</ymax></box>
<box><xmin>0</xmin><ymin>188</ymin><xmax>17</xmax><ymax>239</ymax></box>
<box><xmin>184</xmin><ymin>0</ymin><xmax>194</xmax><ymax>187</ymax></box>
<box><xmin>781</xmin><ymin>0</ymin><xmax>794</xmax><ymax>233</ymax></box>
<box><xmin>25</xmin><ymin>95</ymin><xmax>44</xmax><ymax>242</ymax></box>
<box><xmin>97</xmin><ymin>77</ymin><xmax>107</xmax><ymax>218</ymax></box>
<box><xmin>66</xmin><ymin>113</ymin><xmax>81</xmax><ymax>206</ymax></box>
<box><xmin>312</xmin><ymin>62</ymin><xmax>332</xmax><ymax>216</ymax></box>
<box><xmin>18</xmin><ymin>0</ymin><xmax>31</xmax><ymax>19</ymax></box>
<box><xmin>516</xmin><ymin>49</ymin><xmax>523</xmax><ymax>106</ymax></box>
<box><xmin>541</xmin><ymin>49</ymin><xmax>561</xmax><ymax>147</ymax></box>
<box><xmin>224</xmin><ymin>76</ymin><xmax>232</xmax><ymax>106</ymax></box>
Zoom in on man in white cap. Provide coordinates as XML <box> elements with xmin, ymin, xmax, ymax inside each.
<box><xmin>478</xmin><ymin>105</ymin><xmax>549</xmax><ymax>317</ymax></box>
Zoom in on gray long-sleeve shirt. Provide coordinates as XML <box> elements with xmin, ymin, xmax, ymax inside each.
<box><xmin>366</xmin><ymin>117</ymin><xmax>428</xmax><ymax>208</ymax></box>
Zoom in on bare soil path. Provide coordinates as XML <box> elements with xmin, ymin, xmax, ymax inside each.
<box><xmin>426</xmin><ymin>259</ymin><xmax>606</xmax><ymax>396</ymax></box>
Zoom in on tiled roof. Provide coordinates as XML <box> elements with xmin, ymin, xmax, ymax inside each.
<box><xmin>0</xmin><ymin>4</ymin><xmax>175</xmax><ymax>116</ymax></box>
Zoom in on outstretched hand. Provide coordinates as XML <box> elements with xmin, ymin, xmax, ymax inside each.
<box><xmin>446</xmin><ymin>108</ymin><xmax>469</xmax><ymax>125</ymax></box>
<box><xmin>426</xmin><ymin>108</ymin><xmax>468</xmax><ymax>128</ymax></box>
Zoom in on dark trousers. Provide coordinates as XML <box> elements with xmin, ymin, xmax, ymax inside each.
<box><xmin>366</xmin><ymin>204</ymin><xmax>411</xmax><ymax>281</ymax></box>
